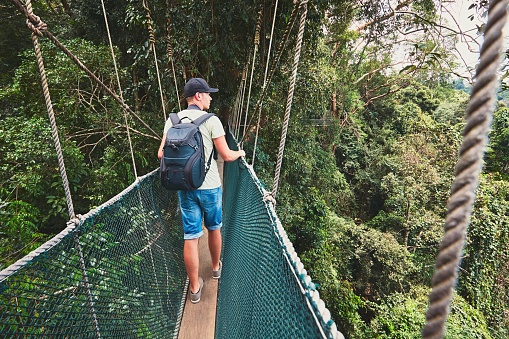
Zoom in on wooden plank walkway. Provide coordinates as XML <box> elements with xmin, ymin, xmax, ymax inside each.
<box><xmin>177</xmin><ymin>157</ymin><xmax>224</xmax><ymax>339</ymax></box>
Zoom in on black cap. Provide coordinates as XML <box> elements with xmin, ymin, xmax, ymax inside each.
<box><xmin>184</xmin><ymin>78</ymin><xmax>219</xmax><ymax>97</ymax></box>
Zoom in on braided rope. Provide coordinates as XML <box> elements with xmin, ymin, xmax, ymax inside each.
<box><xmin>422</xmin><ymin>0</ymin><xmax>508</xmax><ymax>338</ymax></box>
<box><xmin>24</xmin><ymin>1</ymin><xmax>75</xmax><ymax>220</ymax></box>
<box><xmin>241</xmin><ymin>4</ymin><xmax>263</xmax><ymax>139</ymax></box>
<box><xmin>239</xmin><ymin>1</ymin><xmax>300</xmax><ymax>144</ymax></box>
<box><xmin>252</xmin><ymin>0</ymin><xmax>280</xmax><ymax>167</ymax></box>
<box><xmin>101</xmin><ymin>0</ymin><xmax>138</xmax><ymax>179</ymax></box>
<box><xmin>11</xmin><ymin>0</ymin><xmax>159</xmax><ymax>138</ymax></box>
<box><xmin>272</xmin><ymin>0</ymin><xmax>308</xmax><ymax>198</ymax></box>
<box><xmin>25</xmin><ymin>2</ymin><xmax>102</xmax><ymax>336</ymax></box>
<box><xmin>166</xmin><ymin>14</ymin><xmax>181</xmax><ymax>111</ymax></box>
<box><xmin>143</xmin><ymin>0</ymin><xmax>167</xmax><ymax>121</ymax></box>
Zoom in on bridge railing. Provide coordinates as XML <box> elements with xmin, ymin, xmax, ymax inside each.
<box><xmin>0</xmin><ymin>171</ymin><xmax>187</xmax><ymax>338</ymax></box>
<box><xmin>216</xmin><ymin>131</ymin><xmax>343</xmax><ymax>339</ymax></box>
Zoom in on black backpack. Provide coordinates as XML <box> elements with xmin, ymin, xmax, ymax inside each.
<box><xmin>160</xmin><ymin>113</ymin><xmax>215</xmax><ymax>190</ymax></box>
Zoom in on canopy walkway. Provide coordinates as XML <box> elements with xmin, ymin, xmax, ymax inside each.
<box><xmin>3</xmin><ymin>0</ymin><xmax>508</xmax><ymax>337</ymax></box>
<box><xmin>0</xmin><ymin>132</ymin><xmax>342</xmax><ymax>339</ymax></box>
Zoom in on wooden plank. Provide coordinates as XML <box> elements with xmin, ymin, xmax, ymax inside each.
<box><xmin>177</xmin><ymin>229</ymin><xmax>218</xmax><ymax>339</ymax></box>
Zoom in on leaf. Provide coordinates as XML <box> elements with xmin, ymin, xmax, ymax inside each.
<box><xmin>400</xmin><ymin>65</ymin><xmax>417</xmax><ymax>74</ymax></box>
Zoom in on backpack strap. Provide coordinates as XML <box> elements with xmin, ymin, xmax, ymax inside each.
<box><xmin>169</xmin><ymin>113</ymin><xmax>180</xmax><ymax>126</ymax></box>
<box><xmin>192</xmin><ymin>113</ymin><xmax>215</xmax><ymax>126</ymax></box>
<box><xmin>192</xmin><ymin>113</ymin><xmax>216</xmax><ymax>174</ymax></box>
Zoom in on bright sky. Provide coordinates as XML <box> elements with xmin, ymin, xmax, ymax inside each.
<box><xmin>445</xmin><ymin>0</ymin><xmax>509</xmax><ymax>78</ymax></box>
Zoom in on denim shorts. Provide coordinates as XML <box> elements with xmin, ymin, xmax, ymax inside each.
<box><xmin>178</xmin><ymin>187</ymin><xmax>223</xmax><ymax>240</ymax></box>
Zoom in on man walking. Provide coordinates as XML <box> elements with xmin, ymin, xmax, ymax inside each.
<box><xmin>158</xmin><ymin>78</ymin><xmax>245</xmax><ymax>303</ymax></box>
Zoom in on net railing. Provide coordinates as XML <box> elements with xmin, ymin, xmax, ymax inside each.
<box><xmin>216</xmin><ymin>132</ymin><xmax>343</xmax><ymax>339</ymax></box>
<box><xmin>0</xmin><ymin>171</ymin><xmax>187</xmax><ymax>338</ymax></box>
<box><xmin>0</xmin><ymin>131</ymin><xmax>343</xmax><ymax>339</ymax></box>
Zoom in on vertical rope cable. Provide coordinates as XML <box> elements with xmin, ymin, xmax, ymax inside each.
<box><xmin>241</xmin><ymin>5</ymin><xmax>263</xmax><ymax>139</ymax></box>
<box><xmin>24</xmin><ymin>2</ymin><xmax>101</xmax><ymax>336</ymax></box>
<box><xmin>25</xmin><ymin>1</ymin><xmax>75</xmax><ymax>219</ymax></box>
<box><xmin>143</xmin><ymin>0</ymin><xmax>167</xmax><ymax>121</ymax></box>
<box><xmin>422</xmin><ymin>0</ymin><xmax>508</xmax><ymax>337</ymax></box>
<box><xmin>252</xmin><ymin>0</ymin><xmax>279</xmax><ymax>167</ymax></box>
<box><xmin>101</xmin><ymin>0</ymin><xmax>138</xmax><ymax>179</ymax></box>
<box><xmin>272</xmin><ymin>0</ymin><xmax>308</xmax><ymax>198</ymax></box>
<box><xmin>166</xmin><ymin>9</ymin><xmax>181</xmax><ymax>111</ymax></box>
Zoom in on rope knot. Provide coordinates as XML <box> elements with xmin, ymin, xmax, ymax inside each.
<box><xmin>26</xmin><ymin>15</ymin><xmax>47</xmax><ymax>36</ymax></box>
<box><xmin>263</xmin><ymin>192</ymin><xmax>276</xmax><ymax>205</ymax></box>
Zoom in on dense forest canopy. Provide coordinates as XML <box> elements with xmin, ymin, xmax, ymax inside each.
<box><xmin>1</xmin><ymin>0</ymin><xmax>508</xmax><ymax>338</ymax></box>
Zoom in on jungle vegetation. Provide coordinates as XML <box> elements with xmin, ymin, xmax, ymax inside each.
<box><xmin>1</xmin><ymin>0</ymin><xmax>508</xmax><ymax>338</ymax></box>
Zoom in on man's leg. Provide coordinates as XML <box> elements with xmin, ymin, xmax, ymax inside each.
<box><xmin>184</xmin><ymin>238</ymin><xmax>200</xmax><ymax>293</ymax></box>
<box><xmin>208</xmin><ymin>229</ymin><xmax>222</xmax><ymax>271</ymax></box>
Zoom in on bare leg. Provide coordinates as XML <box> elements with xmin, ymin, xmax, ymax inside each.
<box><xmin>184</xmin><ymin>238</ymin><xmax>200</xmax><ymax>293</ymax></box>
<box><xmin>208</xmin><ymin>229</ymin><xmax>222</xmax><ymax>271</ymax></box>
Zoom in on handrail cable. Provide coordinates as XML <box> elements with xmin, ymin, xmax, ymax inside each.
<box><xmin>24</xmin><ymin>0</ymin><xmax>101</xmax><ymax>337</ymax></box>
<box><xmin>10</xmin><ymin>0</ymin><xmax>160</xmax><ymax>139</ymax></box>
<box><xmin>422</xmin><ymin>0</ymin><xmax>508</xmax><ymax>338</ymax></box>
<box><xmin>252</xmin><ymin>0</ymin><xmax>279</xmax><ymax>167</ymax></box>
<box><xmin>271</xmin><ymin>0</ymin><xmax>308</xmax><ymax>199</ymax></box>
<box><xmin>100</xmin><ymin>0</ymin><xmax>138</xmax><ymax>178</ymax></box>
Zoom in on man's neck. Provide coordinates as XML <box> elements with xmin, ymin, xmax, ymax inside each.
<box><xmin>187</xmin><ymin>102</ymin><xmax>203</xmax><ymax>110</ymax></box>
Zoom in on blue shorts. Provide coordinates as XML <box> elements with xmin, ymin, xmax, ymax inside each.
<box><xmin>178</xmin><ymin>187</ymin><xmax>223</xmax><ymax>240</ymax></box>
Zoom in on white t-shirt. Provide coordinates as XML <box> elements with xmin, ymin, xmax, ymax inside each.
<box><xmin>163</xmin><ymin>108</ymin><xmax>225</xmax><ymax>189</ymax></box>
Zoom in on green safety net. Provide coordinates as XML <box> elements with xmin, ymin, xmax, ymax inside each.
<box><xmin>0</xmin><ymin>172</ymin><xmax>188</xmax><ymax>338</ymax></box>
<box><xmin>0</xmin><ymin>131</ymin><xmax>342</xmax><ymax>339</ymax></box>
<box><xmin>216</xmin><ymin>131</ymin><xmax>341</xmax><ymax>339</ymax></box>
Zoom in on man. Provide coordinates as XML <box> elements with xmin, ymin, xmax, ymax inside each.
<box><xmin>158</xmin><ymin>78</ymin><xmax>245</xmax><ymax>303</ymax></box>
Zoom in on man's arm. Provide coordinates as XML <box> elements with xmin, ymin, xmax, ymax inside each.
<box><xmin>157</xmin><ymin>133</ymin><xmax>166</xmax><ymax>159</ymax></box>
<box><xmin>213</xmin><ymin>135</ymin><xmax>245</xmax><ymax>162</ymax></box>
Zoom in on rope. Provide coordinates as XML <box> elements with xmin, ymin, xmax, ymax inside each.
<box><xmin>239</xmin><ymin>1</ymin><xmax>300</xmax><ymax>144</ymax></box>
<box><xmin>143</xmin><ymin>0</ymin><xmax>167</xmax><ymax>121</ymax></box>
<box><xmin>272</xmin><ymin>0</ymin><xmax>308</xmax><ymax>198</ymax></box>
<box><xmin>24</xmin><ymin>0</ymin><xmax>75</xmax><ymax>220</ymax></box>
<box><xmin>252</xmin><ymin>0</ymin><xmax>279</xmax><ymax>167</ymax></box>
<box><xmin>166</xmin><ymin>13</ymin><xmax>181</xmax><ymax>111</ymax></box>
<box><xmin>10</xmin><ymin>0</ymin><xmax>159</xmax><ymax>139</ymax></box>
<box><xmin>422</xmin><ymin>0</ymin><xmax>508</xmax><ymax>337</ymax></box>
<box><xmin>24</xmin><ymin>3</ymin><xmax>102</xmax><ymax>336</ymax></box>
<box><xmin>241</xmin><ymin>5</ymin><xmax>263</xmax><ymax>139</ymax></box>
<box><xmin>101</xmin><ymin>0</ymin><xmax>138</xmax><ymax>179</ymax></box>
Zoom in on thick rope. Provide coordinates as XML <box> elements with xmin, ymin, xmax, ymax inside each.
<box><xmin>25</xmin><ymin>1</ymin><xmax>75</xmax><ymax>220</ymax></box>
<box><xmin>165</xmin><ymin>8</ymin><xmax>181</xmax><ymax>111</ymax></box>
<box><xmin>272</xmin><ymin>0</ymin><xmax>308</xmax><ymax>198</ymax></box>
<box><xmin>239</xmin><ymin>1</ymin><xmax>300</xmax><ymax>144</ymax></box>
<box><xmin>10</xmin><ymin>0</ymin><xmax>159</xmax><ymax>138</ymax></box>
<box><xmin>241</xmin><ymin>5</ymin><xmax>263</xmax><ymax>139</ymax></box>
<box><xmin>252</xmin><ymin>0</ymin><xmax>279</xmax><ymax>167</ymax></box>
<box><xmin>101</xmin><ymin>0</ymin><xmax>138</xmax><ymax>179</ymax></box>
<box><xmin>143</xmin><ymin>0</ymin><xmax>167</xmax><ymax>121</ymax></box>
<box><xmin>422</xmin><ymin>0</ymin><xmax>508</xmax><ymax>338</ymax></box>
<box><xmin>24</xmin><ymin>3</ymin><xmax>102</xmax><ymax>337</ymax></box>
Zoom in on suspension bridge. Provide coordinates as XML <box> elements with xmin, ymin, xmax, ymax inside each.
<box><xmin>1</xmin><ymin>0</ymin><xmax>508</xmax><ymax>338</ymax></box>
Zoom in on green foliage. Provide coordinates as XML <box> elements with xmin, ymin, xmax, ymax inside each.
<box><xmin>368</xmin><ymin>286</ymin><xmax>492</xmax><ymax>339</ymax></box>
<box><xmin>0</xmin><ymin>196</ymin><xmax>48</xmax><ymax>270</ymax></box>
<box><xmin>486</xmin><ymin>106</ymin><xmax>509</xmax><ymax>176</ymax></box>
<box><xmin>458</xmin><ymin>174</ymin><xmax>509</xmax><ymax>337</ymax></box>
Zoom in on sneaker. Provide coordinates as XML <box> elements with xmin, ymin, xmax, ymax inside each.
<box><xmin>190</xmin><ymin>277</ymin><xmax>203</xmax><ymax>304</ymax></box>
<box><xmin>212</xmin><ymin>261</ymin><xmax>222</xmax><ymax>279</ymax></box>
